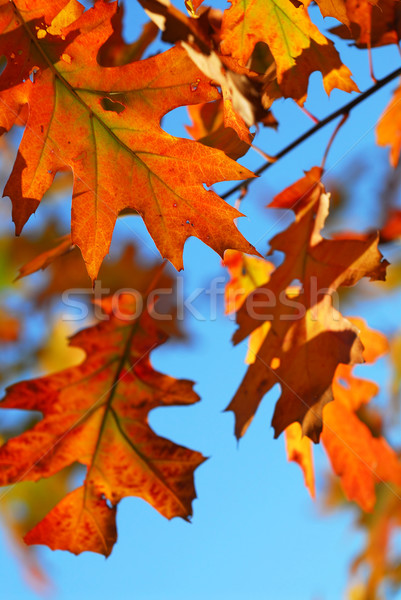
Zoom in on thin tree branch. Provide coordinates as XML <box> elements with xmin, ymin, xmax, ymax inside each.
<box><xmin>221</xmin><ymin>66</ymin><xmax>401</xmax><ymax>201</ymax></box>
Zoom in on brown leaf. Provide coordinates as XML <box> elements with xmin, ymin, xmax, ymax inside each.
<box><xmin>330</xmin><ymin>0</ymin><xmax>401</xmax><ymax>48</ymax></box>
<box><xmin>228</xmin><ymin>168</ymin><xmax>388</xmax><ymax>442</ymax></box>
<box><xmin>16</xmin><ymin>235</ymin><xmax>74</xmax><ymax>281</ymax></box>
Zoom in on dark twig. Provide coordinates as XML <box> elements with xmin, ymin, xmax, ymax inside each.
<box><xmin>221</xmin><ymin>66</ymin><xmax>401</xmax><ymax>201</ymax></box>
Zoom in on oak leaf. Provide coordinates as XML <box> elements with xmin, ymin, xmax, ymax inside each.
<box><xmin>219</xmin><ymin>0</ymin><xmax>358</xmax><ymax>100</ymax></box>
<box><xmin>15</xmin><ymin>234</ymin><xmax>74</xmax><ymax>281</ymax></box>
<box><xmin>285</xmin><ymin>422</ymin><xmax>315</xmax><ymax>498</ymax></box>
<box><xmin>186</xmin><ymin>100</ymin><xmax>253</xmax><ymax>160</ymax></box>
<box><xmin>227</xmin><ymin>168</ymin><xmax>388</xmax><ymax>442</ymax></box>
<box><xmin>224</xmin><ymin>251</ymin><xmax>400</xmax><ymax>507</ymax></box>
<box><xmin>223</xmin><ymin>249</ymin><xmax>274</xmax><ymax>364</ymax></box>
<box><xmin>312</xmin><ymin>0</ymin><xmax>351</xmax><ymax>27</ymax></box>
<box><xmin>330</xmin><ymin>0</ymin><xmax>401</xmax><ymax>48</ymax></box>
<box><xmin>0</xmin><ymin>0</ymin><xmax>255</xmax><ymax>280</ymax></box>
<box><xmin>0</xmin><ymin>294</ymin><xmax>205</xmax><ymax>556</ymax></box>
<box><xmin>351</xmin><ymin>485</ymin><xmax>401</xmax><ymax>597</ymax></box>
<box><xmin>224</xmin><ymin>250</ymin><xmax>315</xmax><ymax>494</ymax></box>
<box><xmin>97</xmin><ymin>6</ymin><xmax>158</xmax><ymax>67</ymax></box>
<box><xmin>376</xmin><ymin>81</ymin><xmax>401</xmax><ymax>168</ymax></box>
<box><xmin>322</xmin><ymin>318</ymin><xmax>401</xmax><ymax>512</ymax></box>
<box><xmin>379</xmin><ymin>209</ymin><xmax>401</xmax><ymax>243</ymax></box>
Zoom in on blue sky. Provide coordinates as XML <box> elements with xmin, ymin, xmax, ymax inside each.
<box><xmin>1</xmin><ymin>1</ymin><xmax>401</xmax><ymax>599</ymax></box>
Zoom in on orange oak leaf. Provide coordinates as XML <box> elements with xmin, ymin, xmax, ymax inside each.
<box><xmin>139</xmin><ymin>0</ymin><xmax>270</xmax><ymax>127</ymax></box>
<box><xmin>0</xmin><ymin>0</ymin><xmax>256</xmax><ymax>280</ymax></box>
<box><xmin>312</xmin><ymin>0</ymin><xmax>351</xmax><ymax>27</ymax></box>
<box><xmin>186</xmin><ymin>99</ymin><xmax>253</xmax><ymax>160</ymax></box>
<box><xmin>223</xmin><ymin>249</ymin><xmax>274</xmax><ymax>364</ymax></box>
<box><xmin>285</xmin><ymin>422</ymin><xmax>315</xmax><ymax>498</ymax></box>
<box><xmin>0</xmin><ymin>308</ymin><xmax>20</xmax><ymax>342</ymax></box>
<box><xmin>288</xmin><ymin>319</ymin><xmax>401</xmax><ymax>509</ymax></box>
<box><xmin>0</xmin><ymin>293</ymin><xmax>205</xmax><ymax>556</ymax></box>
<box><xmin>330</xmin><ymin>0</ymin><xmax>401</xmax><ymax>48</ymax></box>
<box><xmin>322</xmin><ymin>318</ymin><xmax>401</xmax><ymax>512</ymax></box>
<box><xmin>219</xmin><ymin>0</ymin><xmax>358</xmax><ymax>100</ymax></box>
<box><xmin>376</xmin><ymin>81</ymin><xmax>401</xmax><ymax>168</ymax></box>
<box><xmin>379</xmin><ymin>209</ymin><xmax>401</xmax><ymax>243</ymax></box>
<box><xmin>98</xmin><ymin>7</ymin><xmax>158</xmax><ymax>67</ymax></box>
<box><xmin>227</xmin><ymin>168</ymin><xmax>388</xmax><ymax>442</ymax></box>
<box><xmin>224</xmin><ymin>250</ymin><xmax>315</xmax><ymax>495</ymax></box>
<box><xmin>350</xmin><ymin>485</ymin><xmax>401</xmax><ymax>597</ymax></box>
<box><xmin>223</xmin><ymin>251</ymin><xmax>398</xmax><ymax>504</ymax></box>
<box><xmin>15</xmin><ymin>234</ymin><xmax>74</xmax><ymax>280</ymax></box>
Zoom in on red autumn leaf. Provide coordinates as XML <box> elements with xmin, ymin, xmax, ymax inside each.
<box><xmin>0</xmin><ymin>0</ymin><xmax>256</xmax><ymax>280</ymax></box>
<box><xmin>227</xmin><ymin>168</ymin><xmax>387</xmax><ymax>442</ymax></box>
<box><xmin>0</xmin><ymin>293</ymin><xmax>205</xmax><ymax>556</ymax></box>
<box><xmin>224</xmin><ymin>250</ymin><xmax>400</xmax><ymax>508</ymax></box>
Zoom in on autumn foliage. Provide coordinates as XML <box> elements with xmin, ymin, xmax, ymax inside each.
<box><xmin>1</xmin><ymin>0</ymin><xmax>401</xmax><ymax>597</ymax></box>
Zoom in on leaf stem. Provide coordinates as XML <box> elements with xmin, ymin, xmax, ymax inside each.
<box><xmin>297</xmin><ymin>104</ymin><xmax>320</xmax><ymax>124</ymax></box>
<box><xmin>221</xmin><ymin>66</ymin><xmax>401</xmax><ymax>201</ymax></box>
<box><xmin>320</xmin><ymin>113</ymin><xmax>349</xmax><ymax>171</ymax></box>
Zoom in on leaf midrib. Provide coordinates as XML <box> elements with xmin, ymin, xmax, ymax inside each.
<box><xmin>11</xmin><ymin>1</ymin><xmax>210</xmax><ymax>237</ymax></box>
